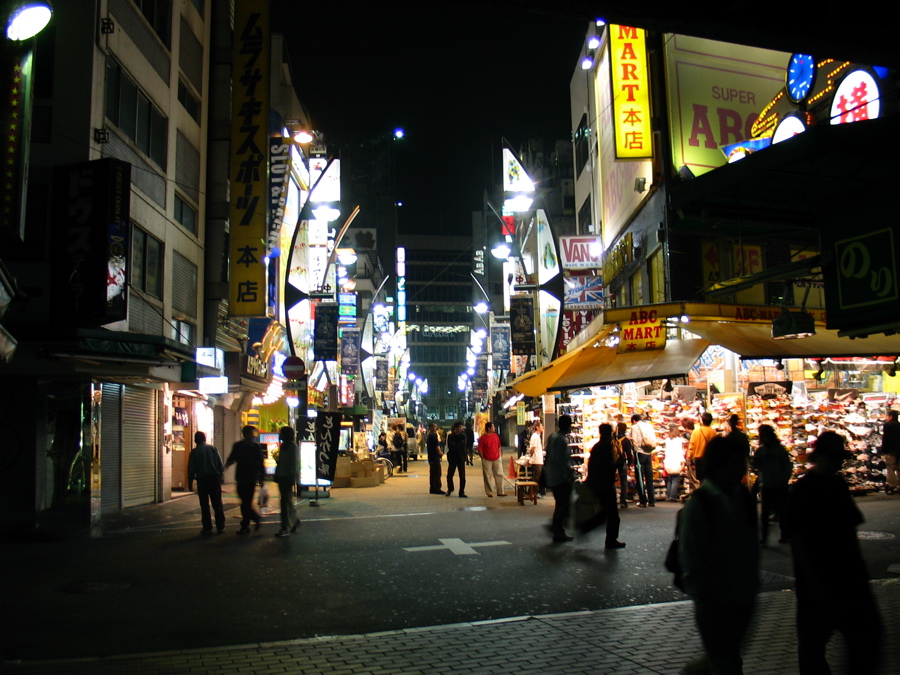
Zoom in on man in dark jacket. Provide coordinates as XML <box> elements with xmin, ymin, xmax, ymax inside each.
<box><xmin>226</xmin><ymin>425</ymin><xmax>265</xmax><ymax>534</ymax></box>
<box><xmin>445</xmin><ymin>421</ymin><xmax>468</xmax><ymax>497</ymax></box>
<box><xmin>426</xmin><ymin>423</ymin><xmax>444</xmax><ymax>494</ymax></box>
<box><xmin>544</xmin><ymin>415</ymin><xmax>575</xmax><ymax>542</ymax></box>
<box><xmin>188</xmin><ymin>431</ymin><xmax>226</xmax><ymax>535</ymax></box>
<box><xmin>881</xmin><ymin>409</ymin><xmax>900</xmax><ymax>493</ymax></box>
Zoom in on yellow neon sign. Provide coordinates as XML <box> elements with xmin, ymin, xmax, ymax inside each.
<box><xmin>610</xmin><ymin>25</ymin><xmax>652</xmax><ymax>160</ymax></box>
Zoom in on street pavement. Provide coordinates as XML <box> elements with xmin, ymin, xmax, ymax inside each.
<box><xmin>3</xmin><ymin>450</ymin><xmax>899</xmax><ymax>674</ymax></box>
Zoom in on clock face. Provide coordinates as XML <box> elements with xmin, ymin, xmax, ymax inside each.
<box><xmin>787</xmin><ymin>53</ymin><xmax>815</xmax><ymax>103</ymax></box>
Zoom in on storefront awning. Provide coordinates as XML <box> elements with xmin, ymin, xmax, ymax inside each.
<box><xmin>553</xmin><ymin>338</ymin><xmax>710</xmax><ymax>390</ymax></box>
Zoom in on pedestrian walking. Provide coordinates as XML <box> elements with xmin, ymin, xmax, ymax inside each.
<box><xmin>751</xmin><ymin>424</ymin><xmax>792</xmax><ymax>545</ymax></box>
<box><xmin>518</xmin><ymin>420</ymin><xmax>533</xmax><ymax>458</ymax></box>
<box><xmin>274</xmin><ymin>426</ymin><xmax>299</xmax><ymax>537</ymax></box>
<box><xmin>679</xmin><ymin>435</ymin><xmax>759</xmax><ymax>674</ymax></box>
<box><xmin>426</xmin><ymin>422</ymin><xmax>444</xmax><ymax>494</ymax></box>
<box><xmin>544</xmin><ymin>414</ymin><xmax>575</xmax><ymax>542</ymax></box>
<box><xmin>464</xmin><ymin>421</ymin><xmax>475</xmax><ymax>466</ymax></box>
<box><xmin>787</xmin><ymin>431</ymin><xmax>883</xmax><ymax>673</ymax></box>
<box><xmin>445</xmin><ymin>421</ymin><xmax>467</xmax><ymax>497</ymax></box>
<box><xmin>578</xmin><ymin>423</ymin><xmax>626</xmax><ymax>548</ymax></box>
<box><xmin>477</xmin><ymin>422</ymin><xmax>506</xmax><ymax>497</ymax></box>
<box><xmin>391</xmin><ymin>424</ymin><xmax>407</xmax><ymax>473</ymax></box>
<box><xmin>687</xmin><ymin>412</ymin><xmax>717</xmax><ymax>489</ymax></box>
<box><xmin>663</xmin><ymin>424</ymin><xmax>686</xmax><ymax>502</ymax></box>
<box><xmin>188</xmin><ymin>431</ymin><xmax>226</xmax><ymax>535</ymax></box>
<box><xmin>225</xmin><ymin>425</ymin><xmax>264</xmax><ymax>534</ymax></box>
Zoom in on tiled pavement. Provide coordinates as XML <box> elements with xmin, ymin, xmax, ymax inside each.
<box><xmin>5</xmin><ymin>580</ymin><xmax>898</xmax><ymax>674</ymax></box>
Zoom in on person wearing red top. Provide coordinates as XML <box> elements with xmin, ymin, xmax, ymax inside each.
<box><xmin>478</xmin><ymin>422</ymin><xmax>506</xmax><ymax>497</ymax></box>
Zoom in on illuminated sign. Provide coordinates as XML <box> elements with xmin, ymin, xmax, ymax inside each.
<box><xmin>229</xmin><ymin>0</ymin><xmax>270</xmax><ymax>317</ymax></box>
<box><xmin>560</xmin><ymin>235</ymin><xmax>603</xmax><ymax>270</ymax></box>
<box><xmin>617</xmin><ymin>308</ymin><xmax>667</xmax><ymax>354</ymax></box>
<box><xmin>609</xmin><ymin>25</ymin><xmax>652</xmax><ymax>159</ymax></box>
<box><xmin>198</xmin><ymin>376</ymin><xmax>229</xmax><ymax>394</ymax></box>
<box><xmin>502</xmin><ymin>148</ymin><xmax>534</xmax><ymax>193</ymax></box>
<box><xmin>830</xmin><ymin>69</ymin><xmax>881</xmax><ymax>125</ymax></box>
<box><xmin>196</xmin><ymin>347</ymin><xmax>224</xmax><ymax>372</ymax></box>
<box><xmin>602</xmin><ymin>232</ymin><xmax>633</xmax><ymax>284</ymax></box>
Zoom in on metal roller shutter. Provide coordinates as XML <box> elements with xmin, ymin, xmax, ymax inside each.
<box><xmin>122</xmin><ymin>386</ymin><xmax>158</xmax><ymax>507</ymax></box>
<box><xmin>100</xmin><ymin>383</ymin><xmax>122</xmax><ymax>514</ymax></box>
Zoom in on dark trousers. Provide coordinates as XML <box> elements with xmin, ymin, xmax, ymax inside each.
<box><xmin>277</xmin><ymin>478</ymin><xmax>296</xmax><ymax>531</ymax></box>
<box><xmin>693</xmin><ymin>598</ymin><xmax>755</xmax><ymax>674</ymax></box>
<box><xmin>550</xmin><ymin>481</ymin><xmax>573</xmax><ymax>537</ymax></box>
<box><xmin>446</xmin><ymin>458</ymin><xmax>466</xmax><ymax>495</ymax></box>
<box><xmin>531</xmin><ymin>465</ymin><xmax>545</xmax><ymax>495</ymax></box>
<box><xmin>636</xmin><ymin>453</ymin><xmax>655</xmax><ymax>505</ymax></box>
<box><xmin>759</xmin><ymin>486</ymin><xmax>788</xmax><ymax>543</ymax></box>
<box><xmin>797</xmin><ymin>589</ymin><xmax>883</xmax><ymax>674</ymax></box>
<box><xmin>617</xmin><ymin>463</ymin><xmax>629</xmax><ymax>504</ymax></box>
<box><xmin>197</xmin><ymin>475</ymin><xmax>225</xmax><ymax>532</ymax></box>
<box><xmin>393</xmin><ymin>449</ymin><xmax>407</xmax><ymax>472</ymax></box>
<box><xmin>429</xmin><ymin>460</ymin><xmax>442</xmax><ymax>493</ymax></box>
<box><xmin>236</xmin><ymin>481</ymin><xmax>260</xmax><ymax>529</ymax></box>
<box><xmin>580</xmin><ymin>487</ymin><xmax>620</xmax><ymax>544</ymax></box>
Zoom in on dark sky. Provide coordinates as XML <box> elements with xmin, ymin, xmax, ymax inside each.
<box><xmin>273</xmin><ymin>1</ymin><xmax>588</xmax><ymax>232</ymax></box>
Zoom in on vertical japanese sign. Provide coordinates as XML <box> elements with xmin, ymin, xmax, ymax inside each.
<box><xmin>52</xmin><ymin>158</ymin><xmax>131</xmax><ymax>327</ymax></box>
<box><xmin>510</xmin><ymin>296</ymin><xmax>536</xmax><ymax>355</ymax></box>
<box><xmin>315</xmin><ymin>411</ymin><xmax>342</xmax><ymax>482</ymax></box>
<box><xmin>375</xmin><ymin>358</ymin><xmax>388</xmax><ymax>391</ymax></box>
<box><xmin>229</xmin><ymin>0</ymin><xmax>270</xmax><ymax>317</ymax></box>
<box><xmin>609</xmin><ymin>25</ymin><xmax>652</xmax><ymax>160</ymax></box>
<box><xmin>313</xmin><ymin>303</ymin><xmax>339</xmax><ymax>361</ymax></box>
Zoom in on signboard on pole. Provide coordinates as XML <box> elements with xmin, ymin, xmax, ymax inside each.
<box><xmin>315</xmin><ymin>411</ymin><xmax>342</xmax><ymax>482</ymax></box>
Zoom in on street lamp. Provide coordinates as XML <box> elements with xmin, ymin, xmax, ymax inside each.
<box><xmin>5</xmin><ymin>1</ymin><xmax>51</xmax><ymax>41</ymax></box>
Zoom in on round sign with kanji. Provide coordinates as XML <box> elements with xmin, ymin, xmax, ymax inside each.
<box><xmin>282</xmin><ymin>356</ymin><xmax>306</xmax><ymax>379</ymax></box>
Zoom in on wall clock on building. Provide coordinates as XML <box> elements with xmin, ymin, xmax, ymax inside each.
<box><xmin>786</xmin><ymin>53</ymin><xmax>816</xmax><ymax>103</ymax></box>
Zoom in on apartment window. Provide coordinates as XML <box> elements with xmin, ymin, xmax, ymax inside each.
<box><xmin>574</xmin><ymin>114</ymin><xmax>590</xmax><ymax>176</ymax></box>
<box><xmin>134</xmin><ymin>0</ymin><xmax>172</xmax><ymax>47</ymax></box>
<box><xmin>648</xmin><ymin>250</ymin><xmax>665</xmax><ymax>303</ymax></box>
<box><xmin>630</xmin><ymin>268</ymin><xmax>644</xmax><ymax>306</ymax></box>
<box><xmin>177</xmin><ymin>80</ymin><xmax>201</xmax><ymax>123</ymax></box>
<box><xmin>132</xmin><ymin>226</ymin><xmax>163</xmax><ymax>299</ymax></box>
<box><xmin>172</xmin><ymin>319</ymin><xmax>195</xmax><ymax>346</ymax></box>
<box><xmin>106</xmin><ymin>57</ymin><xmax>168</xmax><ymax>169</ymax></box>
<box><xmin>174</xmin><ymin>194</ymin><xmax>197</xmax><ymax>235</ymax></box>
<box><xmin>578</xmin><ymin>196</ymin><xmax>592</xmax><ymax>234</ymax></box>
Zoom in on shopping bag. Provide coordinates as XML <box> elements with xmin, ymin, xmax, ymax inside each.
<box><xmin>258</xmin><ymin>482</ymin><xmax>269</xmax><ymax>512</ymax></box>
<box><xmin>573</xmin><ymin>482</ymin><xmax>605</xmax><ymax>529</ymax></box>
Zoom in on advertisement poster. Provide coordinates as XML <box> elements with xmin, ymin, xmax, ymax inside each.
<box><xmin>315</xmin><ymin>411</ymin><xmax>343</xmax><ymax>482</ymax></box>
<box><xmin>564</xmin><ymin>275</ymin><xmax>604</xmax><ymax>309</ymax></box>
<box><xmin>510</xmin><ymin>296</ymin><xmax>536</xmax><ymax>355</ymax></box>
<box><xmin>340</xmin><ymin>328</ymin><xmax>360</xmax><ymax>375</ymax></box>
<box><xmin>313</xmin><ymin>304</ymin><xmax>339</xmax><ymax>361</ymax></box>
<box><xmin>560</xmin><ymin>235</ymin><xmax>603</xmax><ymax>270</ymax></box>
<box><xmin>375</xmin><ymin>358</ymin><xmax>388</xmax><ymax>391</ymax></box>
<box><xmin>491</xmin><ymin>325</ymin><xmax>511</xmax><ymax>370</ymax></box>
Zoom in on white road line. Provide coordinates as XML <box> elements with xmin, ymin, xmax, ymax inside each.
<box><xmin>404</xmin><ymin>538</ymin><xmax>512</xmax><ymax>555</ymax></box>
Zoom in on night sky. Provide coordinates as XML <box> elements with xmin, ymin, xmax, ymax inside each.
<box><xmin>273</xmin><ymin>0</ymin><xmax>588</xmax><ymax>232</ymax></box>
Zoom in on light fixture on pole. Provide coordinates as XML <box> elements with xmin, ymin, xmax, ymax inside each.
<box><xmin>5</xmin><ymin>1</ymin><xmax>51</xmax><ymax>41</ymax></box>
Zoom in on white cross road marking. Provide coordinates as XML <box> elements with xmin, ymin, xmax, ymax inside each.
<box><xmin>403</xmin><ymin>537</ymin><xmax>512</xmax><ymax>555</ymax></box>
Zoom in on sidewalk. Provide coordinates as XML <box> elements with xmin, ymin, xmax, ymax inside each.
<box><xmin>4</xmin><ymin>580</ymin><xmax>898</xmax><ymax>674</ymax></box>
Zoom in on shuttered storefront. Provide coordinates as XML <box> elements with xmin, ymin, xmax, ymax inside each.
<box><xmin>122</xmin><ymin>386</ymin><xmax>158</xmax><ymax>507</ymax></box>
<box><xmin>100</xmin><ymin>383</ymin><xmax>122</xmax><ymax>514</ymax></box>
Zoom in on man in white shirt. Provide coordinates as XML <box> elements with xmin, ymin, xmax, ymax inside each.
<box><xmin>629</xmin><ymin>413</ymin><xmax>658</xmax><ymax>507</ymax></box>
<box><xmin>528</xmin><ymin>420</ymin><xmax>545</xmax><ymax>496</ymax></box>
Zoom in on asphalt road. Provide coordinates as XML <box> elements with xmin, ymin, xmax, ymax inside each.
<box><xmin>4</xmin><ymin>463</ymin><xmax>899</xmax><ymax>662</ymax></box>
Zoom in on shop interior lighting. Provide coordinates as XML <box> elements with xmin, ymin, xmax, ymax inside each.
<box><xmin>775</xmin><ymin>359</ymin><xmax>785</xmax><ymax>371</ymax></box>
<box><xmin>6</xmin><ymin>1</ymin><xmax>52</xmax><ymax>41</ymax></box>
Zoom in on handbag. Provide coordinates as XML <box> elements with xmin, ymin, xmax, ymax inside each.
<box><xmin>258</xmin><ymin>482</ymin><xmax>269</xmax><ymax>508</ymax></box>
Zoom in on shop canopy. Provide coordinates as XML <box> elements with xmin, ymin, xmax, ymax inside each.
<box><xmin>510</xmin><ymin>324</ymin><xmax>709</xmax><ymax>396</ymax></box>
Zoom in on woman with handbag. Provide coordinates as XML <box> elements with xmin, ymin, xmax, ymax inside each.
<box><xmin>577</xmin><ymin>423</ymin><xmax>626</xmax><ymax>549</ymax></box>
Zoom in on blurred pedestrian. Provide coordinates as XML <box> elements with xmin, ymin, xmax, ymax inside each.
<box><xmin>629</xmin><ymin>413</ymin><xmax>658</xmax><ymax>507</ymax></box>
<box><xmin>225</xmin><ymin>425</ymin><xmax>264</xmax><ymax>534</ymax></box>
<box><xmin>727</xmin><ymin>413</ymin><xmax>751</xmax><ymax>455</ymax></box>
<box><xmin>787</xmin><ymin>431</ymin><xmax>883</xmax><ymax>673</ymax></box>
<box><xmin>445</xmin><ymin>421</ymin><xmax>467</xmax><ymax>497</ymax></box>
<box><xmin>881</xmin><ymin>409</ymin><xmax>900</xmax><ymax>493</ymax></box>
<box><xmin>687</xmin><ymin>412</ymin><xmax>717</xmax><ymax>489</ymax></box>
<box><xmin>528</xmin><ymin>420</ymin><xmax>545</xmax><ymax>496</ymax></box>
<box><xmin>680</xmin><ymin>435</ymin><xmax>759</xmax><ymax>673</ymax></box>
<box><xmin>616</xmin><ymin>422</ymin><xmax>634</xmax><ymax>508</ymax></box>
<box><xmin>426</xmin><ymin>422</ymin><xmax>444</xmax><ymax>494</ymax></box>
<box><xmin>465</xmin><ymin>421</ymin><xmax>475</xmax><ymax>465</ymax></box>
<box><xmin>274</xmin><ymin>426</ymin><xmax>299</xmax><ymax>537</ymax></box>
<box><xmin>518</xmin><ymin>420</ymin><xmax>533</xmax><ymax>458</ymax></box>
<box><xmin>545</xmin><ymin>414</ymin><xmax>575</xmax><ymax>542</ymax></box>
<box><xmin>663</xmin><ymin>424</ymin><xmax>686</xmax><ymax>502</ymax></box>
<box><xmin>751</xmin><ymin>424</ymin><xmax>792</xmax><ymax>545</ymax></box>
<box><xmin>188</xmin><ymin>431</ymin><xmax>226</xmax><ymax>535</ymax></box>
<box><xmin>478</xmin><ymin>421</ymin><xmax>505</xmax><ymax>497</ymax></box>
<box><xmin>391</xmin><ymin>424</ymin><xmax>407</xmax><ymax>473</ymax></box>
<box><xmin>578</xmin><ymin>423</ymin><xmax>626</xmax><ymax>548</ymax></box>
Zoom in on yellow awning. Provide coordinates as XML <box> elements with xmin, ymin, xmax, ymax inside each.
<box><xmin>554</xmin><ymin>338</ymin><xmax>710</xmax><ymax>390</ymax></box>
